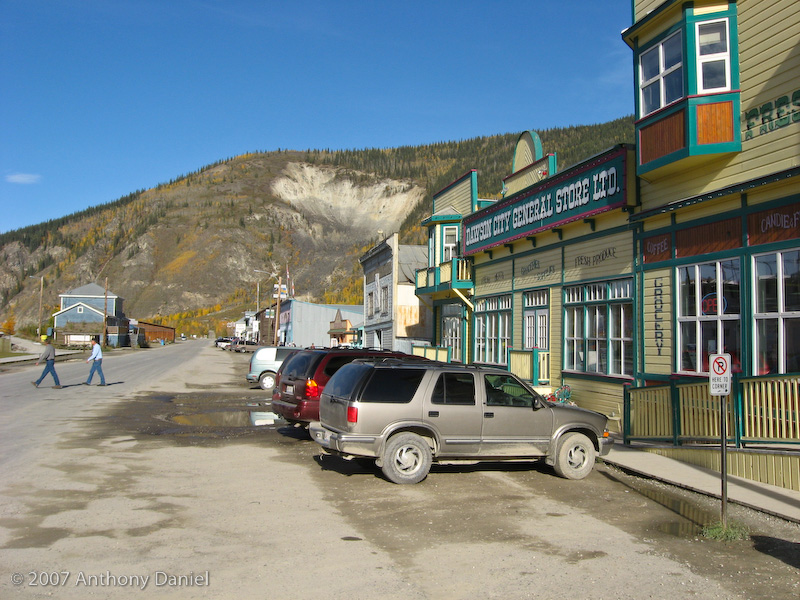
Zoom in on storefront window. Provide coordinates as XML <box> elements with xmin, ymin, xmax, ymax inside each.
<box><xmin>474</xmin><ymin>295</ymin><xmax>511</xmax><ymax>365</ymax></box>
<box><xmin>564</xmin><ymin>279</ymin><xmax>632</xmax><ymax>376</ymax></box>
<box><xmin>754</xmin><ymin>249</ymin><xmax>800</xmax><ymax>374</ymax></box>
<box><xmin>677</xmin><ymin>259</ymin><xmax>741</xmax><ymax>374</ymax></box>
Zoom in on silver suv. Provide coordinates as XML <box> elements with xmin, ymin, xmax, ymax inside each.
<box><xmin>310</xmin><ymin>359</ymin><xmax>611</xmax><ymax>484</ymax></box>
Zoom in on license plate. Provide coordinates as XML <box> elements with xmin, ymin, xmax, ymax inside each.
<box><xmin>285</xmin><ymin>384</ymin><xmax>294</xmax><ymax>394</ymax></box>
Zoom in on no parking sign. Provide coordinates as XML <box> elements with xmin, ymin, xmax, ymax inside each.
<box><xmin>709</xmin><ymin>353</ymin><xmax>732</xmax><ymax>396</ymax></box>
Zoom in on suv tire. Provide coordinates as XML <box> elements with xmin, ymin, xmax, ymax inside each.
<box><xmin>553</xmin><ymin>432</ymin><xmax>595</xmax><ymax>480</ymax></box>
<box><xmin>259</xmin><ymin>372</ymin><xmax>276</xmax><ymax>391</ymax></box>
<box><xmin>380</xmin><ymin>432</ymin><xmax>432</xmax><ymax>484</ymax></box>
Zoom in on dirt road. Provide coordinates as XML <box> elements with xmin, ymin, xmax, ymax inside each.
<box><xmin>1</xmin><ymin>341</ymin><xmax>798</xmax><ymax>599</ymax></box>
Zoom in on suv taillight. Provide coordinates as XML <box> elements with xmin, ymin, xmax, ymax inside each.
<box><xmin>305</xmin><ymin>378</ymin><xmax>320</xmax><ymax>401</ymax></box>
<box><xmin>347</xmin><ymin>406</ymin><xmax>358</xmax><ymax>423</ymax></box>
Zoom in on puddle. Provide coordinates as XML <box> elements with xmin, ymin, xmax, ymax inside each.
<box><xmin>624</xmin><ymin>477</ymin><xmax>718</xmax><ymax>537</ymax></box>
<box><xmin>170</xmin><ymin>410</ymin><xmax>282</xmax><ymax>427</ymax></box>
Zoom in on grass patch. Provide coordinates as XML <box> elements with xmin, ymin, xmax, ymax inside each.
<box><xmin>702</xmin><ymin>521</ymin><xmax>750</xmax><ymax>541</ymax></box>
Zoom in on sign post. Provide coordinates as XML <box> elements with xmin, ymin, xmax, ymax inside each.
<box><xmin>709</xmin><ymin>353</ymin><xmax>732</xmax><ymax>527</ymax></box>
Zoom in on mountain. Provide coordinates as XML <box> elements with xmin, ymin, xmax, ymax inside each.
<box><xmin>0</xmin><ymin>117</ymin><xmax>633</xmax><ymax>336</ymax></box>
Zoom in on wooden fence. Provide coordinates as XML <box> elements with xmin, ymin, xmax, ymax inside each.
<box><xmin>625</xmin><ymin>374</ymin><xmax>800</xmax><ymax>447</ymax></box>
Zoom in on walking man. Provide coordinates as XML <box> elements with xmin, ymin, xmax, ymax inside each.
<box><xmin>32</xmin><ymin>337</ymin><xmax>62</xmax><ymax>389</ymax></box>
<box><xmin>85</xmin><ymin>337</ymin><xmax>106</xmax><ymax>386</ymax></box>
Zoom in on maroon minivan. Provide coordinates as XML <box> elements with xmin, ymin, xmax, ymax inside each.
<box><xmin>271</xmin><ymin>347</ymin><xmax>410</xmax><ymax>426</ymax></box>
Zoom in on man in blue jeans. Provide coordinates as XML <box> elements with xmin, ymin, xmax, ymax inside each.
<box><xmin>85</xmin><ymin>337</ymin><xmax>106</xmax><ymax>386</ymax></box>
<box><xmin>32</xmin><ymin>337</ymin><xmax>62</xmax><ymax>389</ymax></box>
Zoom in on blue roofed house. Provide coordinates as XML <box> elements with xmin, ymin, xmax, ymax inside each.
<box><xmin>52</xmin><ymin>283</ymin><xmax>130</xmax><ymax>347</ymax></box>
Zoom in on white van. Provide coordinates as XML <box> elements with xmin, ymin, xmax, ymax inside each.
<box><xmin>246</xmin><ymin>346</ymin><xmax>298</xmax><ymax>391</ymax></box>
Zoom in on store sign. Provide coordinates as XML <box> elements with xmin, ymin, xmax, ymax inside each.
<box><xmin>743</xmin><ymin>87</ymin><xmax>800</xmax><ymax>141</ymax></box>
<box><xmin>748</xmin><ymin>201</ymin><xmax>800</xmax><ymax>246</ymax></box>
<box><xmin>463</xmin><ymin>147</ymin><xmax>629</xmax><ymax>255</ymax></box>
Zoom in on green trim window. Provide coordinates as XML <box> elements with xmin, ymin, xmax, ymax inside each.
<box><xmin>564</xmin><ymin>279</ymin><xmax>633</xmax><ymax>376</ymax></box>
<box><xmin>640</xmin><ymin>30</ymin><xmax>683</xmax><ymax>116</ymax></box>
<box><xmin>474</xmin><ymin>295</ymin><xmax>511</xmax><ymax>365</ymax></box>
<box><xmin>443</xmin><ymin>226</ymin><xmax>458</xmax><ymax>262</ymax></box>
<box><xmin>677</xmin><ymin>259</ymin><xmax>741</xmax><ymax>374</ymax></box>
<box><xmin>754</xmin><ymin>249</ymin><xmax>800</xmax><ymax>375</ymax></box>
<box><xmin>696</xmin><ymin>18</ymin><xmax>731</xmax><ymax>94</ymax></box>
<box><xmin>523</xmin><ymin>290</ymin><xmax>549</xmax><ymax>350</ymax></box>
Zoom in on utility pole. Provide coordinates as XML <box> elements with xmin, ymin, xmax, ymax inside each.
<box><xmin>103</xmin><ymin>277</ymin><xmax>108</xmax><ymax>347</ymax></box>
<box><xmin>274</xmin><ymin>276</ymin><xmax>281</xmax><ymax>346</ymax></box>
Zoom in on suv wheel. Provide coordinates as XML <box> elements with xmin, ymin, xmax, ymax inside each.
<box><xmin>553</xmin><ymin>432</ymin><xmax>595</xmax><ymax>480</ymax></box>
<box><xmin>259</xmin><ymin>372</ymin><xmax>276</xmax><ymax>391</ymax></box>
<box><xmin>380</xmin><ymin>432</ymin><xmax>432</xmax><ymax>484</ymax></box>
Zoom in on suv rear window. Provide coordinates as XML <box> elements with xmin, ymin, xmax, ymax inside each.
<box><xmin>324</xmin><ymin>362</ymin><xmax>373</xmax><ymax>398</ymax></box>
<box><xmin>282</xmin><ymin>351</ymin><xmax>323</xmax><ymax>379</ymax></box>
<box><xmin>360</xmin><ymin>369</ymin><xmax>425</xmax><ymax>403</ymax></box>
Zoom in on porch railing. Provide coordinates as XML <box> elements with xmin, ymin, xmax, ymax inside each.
<box><xmin>625</xmin><ymin>373</ymin><xmax>800</xmax><ymax>447</ymax></box>
<box><xmin>508</xmin><ymin>349</ymin><xmax>550</xmax><ymax>386</ymax></box>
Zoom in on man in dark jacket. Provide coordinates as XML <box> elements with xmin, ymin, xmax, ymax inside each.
<box><xmin>32</xmin><ymin>337</ymin><xmax>62</xmax><ymax>389</ymax></box>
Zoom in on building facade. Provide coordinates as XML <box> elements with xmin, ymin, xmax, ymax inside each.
<box><xmin>623</xmin><ymin>0</ymin><xmax>799</xmax><ymax>383</ymax></box>
<box><xmin>360</xmin><ymin>233</ymin><xmax>432</xmax><ymax>353</ymax></box>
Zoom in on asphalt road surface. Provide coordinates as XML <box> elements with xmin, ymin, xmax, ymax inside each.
<box><xmin>1</xmin><ymin>340</ymin><xmax>798</xmax><ymax>599</ymax></box>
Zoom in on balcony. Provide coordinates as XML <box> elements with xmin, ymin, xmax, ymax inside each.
<box><xmin>416</xmin><ymin>258</ymin><xmax>473</xmax><ymax>295</ymax></box>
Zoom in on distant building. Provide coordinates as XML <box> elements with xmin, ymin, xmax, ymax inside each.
<box><xmin>131</xmin><ymin>319</ymin><xmax>176</xmax><ymax>345</ymax></box>
<box><xmin>360</xmin><ymin>232</ymin><xmax>432</xmax><ymax>353</ymax></box>
<box><xmin>327</xmin><ymin>309</ymin><xmax>361</xmax><ymax>347</ymax></box>
<box><xmin>52</xmin><ymin>283</ymin><xmax>130</xmax><ymax>347</ymax></box>
<box><xmin>275</xmin><ymin>299</ymin><xmax>362</xmax><ymax>348</ymax></box>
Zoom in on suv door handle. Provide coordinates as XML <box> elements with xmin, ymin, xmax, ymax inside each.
<box><xmin>484</xmin><ymin>412</ymin><xmax>494</xmax><ymax>418</ymax></box>
<box><xmin>428</xmin><ymin>411</ymin><xmax>439</xmax><ymax>417</ymax></box>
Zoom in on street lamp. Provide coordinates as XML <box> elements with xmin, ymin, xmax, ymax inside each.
<box><xmin>28</xmin><ymin>275</ymin><xmax>43</xmax><ymax>339</ymax></box>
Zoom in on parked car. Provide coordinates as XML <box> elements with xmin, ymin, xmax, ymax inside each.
<box><xmin>231</xmin><ymin>339</ymin><xmax>258</xmax><ymax>353</ymax></box>
<box><xmin>214</xmin><ymin>337</ymin><xmax>232</xmax><ymax>349</ymax></box>
<box><xmin>271</xmin><ymin>347</ymin><xmax>413</xmax><ymax>426</ymax></box>
<box><xmin>310</xmin><ymin>359</ymin><xmax>611</xmax><ymax>484</ymax></box>
<box><xmin>247</xmin><ymin>346</ymin><xmax>299</xmax><ymax>391</ymax></box>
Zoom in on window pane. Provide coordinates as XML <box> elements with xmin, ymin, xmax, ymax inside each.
<box><xmin>701</xmin><ymin>60</ymin><xmax>727</xmax><ymax>90</ymax></box>
<box><xmin>698</xmin><ymin>22</ymin><xmax>727</xmax><ymax>55</ymax></box>
<box><xmin>663</xmin><ymin>33</ymin><xmax>683</xmax><ymax>68</ymax></box>
<box><xmin>623</xmin><ymin>305</ymin><xmax>633</xmax><ymax>339</ymax></box>
<box><xmin>755</xmin><ymin>255</ymin><xmax>779</xmax><ymax>313</ymax></box>
<box><xmin>642</xmin><ymin>81</ymin><xmax>660</xmax><ymax>115</ymax></box>
<box><xmin>783</xmin><ymin>251</ymin><xmax>800</xmax><ymax>311</ymax></box>
<box><xmin>700</xmin><ymin>263</ymin><xmax>717</xmax><ymax>315</ymax></box>
<box><xmin>786</xmin><ymin>318</ymin><xmax>800</xmax><ymax>373</ymax></box>
<box><xmin>720</xmin><ymin>259</ymin><xmax>740</xmax><ymax>315</ymax></box>
<box><xmin>722</xmin><ymin>319</ymin><xmax>741</xmax><ymax>372</ymax></box>
<box><xmin>679</xmin><ymin>267</ymin><xmax>696</xmax><ymax>316</ymax></box>
<box><xmin>756</xmin><ymin>318</ymin><xmax>778</xmax><ymax>375</ymax></box>
<box><xmin>681</xmin><ymin>321</ymin><xmax>697</xmax><ymax>371</ymax></box>
<box><xmin>700</xmin><ymin>320</ymin><xmax>717</xmax><ymax>371</ymax></box>
<box><xmin>664</xmin><ymin>67</ymin><xmax>684</xmax><ymax>104</ymax></box>
<box><xmin>624</xmin><ymin>341</ymin><xmax>633</xmax><ymax>375</ymax></box>
<box><xmin>641</xmin><ymin>46</ymin><xmax>660</xmax><ymax>80</ymax></box>
<box><xmin>566</xmin><ymin>340</ymin><xmax>575</xmax><ymax>370</ymax></box>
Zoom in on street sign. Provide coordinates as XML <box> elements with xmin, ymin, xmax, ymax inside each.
<box><xmin>709</xmin><ymin>353</ymin><xmax>731</xmax><ymax>396</ymax></box>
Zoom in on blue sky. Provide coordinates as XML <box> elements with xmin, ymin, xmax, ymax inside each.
<box><xmin>1</xmin><ymin>0</ymin><xmax>635</xmax><ymax>234</ymax></box>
